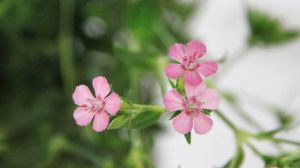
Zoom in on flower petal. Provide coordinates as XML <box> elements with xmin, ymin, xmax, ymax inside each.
<box><xmin>104</xmin><ymin>92</ymin><xmax>121</xmax><ymax>115</ymax></box>
<box><xmin>168</xmin><ymin>43</ymin><xmax>186</xmax><ymax>62</ymax></box>
<box><xmin>93</xmin><ymin>76</ymin><xmax>111</xmax><ymax>99</ymax></box>
<box><xmin>198</xmin><ymin>61</ymin><xmax>218</xmax><ymax>77</ymax></box>
<box><xmin>72</xmin><ymin>85</ymin><xmax>94</xmax><ymax>106</ymax></box>
<box><xmin>184</xmin><ymin>70</ymin><xmax>202</xmax><ymax>86</ymax></box>
<box><xmin>165</xmin><ymin>64</ymin><xmax>183</xmax><ymax>79</ymax></box>
<box><xmin>92</xmin><ymin>112</ymin><xmax>109</xmax><ymax>132</ymax></box>
<box><xmin>73</xmin><ymin>107</ymin><xmax>95</xmax><ymax>126</ymax></box>
<box><xmin>187</xmin><ymin>40</ymin><xmax>206</xmax><ymax>59</ymax></box>
<box><xmin>185</xmin><ymin>82</ymin><xmax>206</xmax><ymax>99</ymax></box>
<box><xmin>200</xmin><ymin>88</ymin><xmax>220</xmax><ymax>110</ymax></box>
<box><xmin>163</xmin><ymin>90</ymin><xmax>184</xmax><ymax>112</ymax></box>
<box><xmin>194</xmin><ymin>112</ymin><xmax>213</xmax><ymax>134</ymax></box>
<box><xmin>172</xmin><ymin>111</ymin><xmax>193</xmax><ymax>134</ymax></box>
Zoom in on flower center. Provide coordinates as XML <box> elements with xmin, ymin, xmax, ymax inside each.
<box><xmin>183</xmin><ymin>96</ymin><xmax>202</xmax><ymax>115</ymax></box>
<box><xmin>87</xmin><ymin>98</ymin><xmax>105</xmax><ymax>112</ymax></box>
<box><xmin>94</xmin><ymin>100</ymin><xmax>103</xmax><ymax>110</ymax></box>
<box><xmin>187</xmin><ymin>102</ymin><xmax>196</xmax><ymax>111</ymax></box>
<box><xmin>182</xmin><ymin>57</ymin><xmax>198</xmax><ymax>70</ymax></box>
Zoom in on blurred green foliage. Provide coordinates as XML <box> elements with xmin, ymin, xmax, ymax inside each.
<box><xmin>248</xmin><ymin>9</ymin><xmax>298</xmax><ymax>45</ymax></box>
<box><xmin>264</xmin><ymin>149</ymin><xmax>300</xmax><ymax>168</ymax></box>
<box><xmin>0</xmin><ymin>0</ymin><xmax>195</xmax><ymax>167</ymax></box>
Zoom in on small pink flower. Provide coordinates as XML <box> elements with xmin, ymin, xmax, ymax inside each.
<box><xmin>163</xmin><ymin>83</ymin><xmax>220</xmax><ymax>134</ymax></box>
<box><xmin>165</xmin><ymin>40</ymin><xmax>218</xmax><ymax>85</ymax></box>
<box><xmin>72</xmin><ymin>76</ymin><xmax>121</xmax><ymax>132</ymax></box>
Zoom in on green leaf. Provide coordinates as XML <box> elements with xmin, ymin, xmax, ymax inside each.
<box><xmin>108</xmin><ymin>115</ymin><xmax>129</xmax><ymax>130</ymax></box>
<box><xmin>169</xmin><ymin>111</ymin><xmax>181</xmax><ymax>120</ymax></box>
<box><xmin>168</xmin><ymin>79</ymin><xmax>176</xmax><ymax>88</ymax></box>
<box><xmin>202</xmin><ymin>109</ymin><xmax>213</xmax><ymax>115</ymax></box>
<box><xmin>126</xmin><ymin>0</ymin><xmax>161</xmax><ymax>44</ymax></box>
<box><xmin>248</xmin><ymin>9</ymin><xmax>298</xmax><ymax>45</ymax></box>
<box><xmin>222</xmin><ymin>91</ymin><xmax>237</xmax><ymax>104</ymax></box>
<box><xmin>176</xmin><ymin>77</ymin><xmax>185</xmax><ymax>95</ymax></box>
<box><xmin>184</xmin><ymin>132</ymin><xmax>191</xmax><ymax>144</ymax></box>
<box><xmin>131</xmin><ymin>111</ymin><xmax>162</xmax><ymax>129</ymax></box>
<box><xmin>275</xmin><ymin>110</ymin><xmax>293</xmax><ymax>127</ymax></box>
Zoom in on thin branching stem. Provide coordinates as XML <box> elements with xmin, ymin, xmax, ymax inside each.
<box><xmin>215</xmin><ymin>110</ymin><xmax>238</xmax><ymax>132</ymax></box>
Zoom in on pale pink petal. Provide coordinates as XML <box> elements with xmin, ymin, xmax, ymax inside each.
<box><xmin>200</xmin><ymin>89</ymin><xmax>220</xmax><ymax>110</ymax></box>
<box><xmin>194</xmin><ymin>112</ymin><xmax>213</xmax><ymax>134</ymax></box>
<box><xmin>92</xmin><ymin>76</ymin><xmax>110</xmax><ymax>99</ymax></box>
<box><xmin>172</xmin><ymin>112</ymin><xmax>193</xmax><ymax>134</ymax></box>
<box><xmin>168</xmin><ymin>43</ymin><xmax>186</xmax><ymax>63</ymax></box>
<box><xmin>163</xmin><ymin>90</ymin><xmax>184</xmax><ymax>112</ymax></box>
<box><xmin>165</xmin><ymin>64</ymin><xmax>183</xmax><ymax>79</ymax></box>
<box><xmin>72</xmin><ymin>85</ymin><xmax>94</xmax><ymax>106</ymax></box>
<box><xmin>92</xmin><ymin>112</ymin><xmax>109</xmax><ymax>132</ymax></box>
<box><xmin>104</xmin><ymin>92</ymin><xmax>121</xmax><ymax>115</ymax></box>
<box><xmin>185</xmin><ymin>82</ymin><xmax>206</xmax><ymax>99</ymax></box>
<box><xmin>184</xmin><ymin>70</ymin><xmax>202</xmax><ymax>86</ymax></box>
<box><xmin>73</xmin><ymin>107</ymin><xmax>95</xmax><ymax>126</ymax></box>
<box><xmin>198</xmin><ymin>61</ymin><xmax>218</xmax><ymax>77</ymax></box>
<box><xmin>187</xmin><ymin>40</ymin><xmax>206</xmax><ymax>59</ymax></box>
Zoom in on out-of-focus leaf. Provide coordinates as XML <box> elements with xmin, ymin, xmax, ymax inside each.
<box><xmin>168</xmin><ymin>79</ymin><xmax>176</xmax><ymax>88</ymax></box>
<box><xmin>275</xmin><ymin>110</ymin><xmax>293</xmax><ymax>127</ymax></box>
<box><xmin>126</xmin><ymin>145</ymin><xmax>155</xmax><ymax>168</ymax></box>
<box><xmin>223</xmin><ymin>144</ymin><xmax>244</xmax><ymax>168</ymax></box>
<box><xmin>184</xmin><ymin>132</ymin><xmax>191</xmax><ymax>144</ymax></box>
<box><xmin>43</xmin><ymin>134</ymin><xmax>69</xmax><ymax>166</ymax></box>
<box><xmin>108</xmin><ymin>115</ymin><xmax>129</xmax><ymax>130</ymax></box>
<box><xmin>248</xmin><ymin>9</ymin><xmax>298</xmax><ymax>45</ymax></box>
<box><xmin>0</xmin><ymin>0</ymin><xmax>12</xmax><ymax>18</ymax></box>
<box><xmin>131</xmin><ymin>111</ymin><xmax>162</xmax><ymax>129</ymax></box>
<box><xmin>222</xmin><ymin>91</ymin><xmax>237</xmax><ymax>104</ymax></box>
<box><xmin>126</xmin><ymin>0</ymin><xmax>161</xmax><ymax>44</ymax></box>
<box><xmin>202</xmin><ymin>109</ymin><xmax>213</xmax><ymax>115</ymax></box>
<box><xmin>169</xmin><ymin>111</ymin><xmax>181</xmax><ymax>120</ymax></box>
<box><xmin>263</xmin><ymin>150</ymin><xmax>300</xmax><ymax>168</ymax></box>
<box><xmin>0</xmin><ymin>129</ymin><xmax>7</xmax><ymax>153</ymax></box>
<box><xmin>176</xmin><ymin>77</ymin><xmax>185</xmax><ymax>95</ymax></box>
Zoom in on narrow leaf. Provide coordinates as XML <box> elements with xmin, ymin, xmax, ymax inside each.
<box><xmin>168</xmin><ymin>79</ymin><xmax>176</xmax><ymax>88</ymax></box>
<box><xmin>131</xmin><ymin>111</ymin><xmax>162</xmax><ymax>129</ymax></box>
<box><xmin>176</xmin><ymin>77</ymin><xmax>185</xmax><ymax>95</ymax></box>
<box><xmin>108</xmin><ymin>115</ymin><xmax>129</xmax><ymax>129</ymax></box>
<box><xmin>169</xmin><ymin>111</ymin><xmax>181</xmax><ymax>120</ymax></box>
<box><xmin>184</xmin><ymin>132</ymin><xmax>191</xmax><ymax>144</ymax></box>
<box><xmin>202</xmin><ymin>109</ymin><xmax>213</xmax><ymax>115</ymax></box>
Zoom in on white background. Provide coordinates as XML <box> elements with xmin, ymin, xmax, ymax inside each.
<box><xmin>153</xmin><ymin>0</ymin><xmax>300</xmax><ymax>167</ymax></box>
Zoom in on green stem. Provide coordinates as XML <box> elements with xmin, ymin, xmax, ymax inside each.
<box><xmin>156</xmin><ymin>57</ymin><xmax>168</xmax><ymax>96</ymax></box>
<box><xmin>58</xmin><ymin>0</ymin><xmax>76</xmax><ymax>95</ymax></box>
<box><xmin>266</xmin><ymin>137</ymin><xmax>300</xmax><ymax>146</ymax></box>
<box><xmin>215</xmin><ymin>110</ymin><xmax>238</xmax><ymax>132</ymax></box>
<box><xmin>245</xmin><ymin>142</ymin><xmax>264</xmax><ymax>159</ymax></box>
<box><xmin>226</xmin><ymin>96</ymin><xmax>264</xmax><ymax>130</ymax></box>
<box><xmin>121</xmin><ymin>100</ymin><xmax>165</xmax><ymax>114</ymax></box>
<box><xmin>133</xmin><ymin>104</ymin><xmax>165</xmax><ymax>113</ymax></box>
<box><xmin>228</xmin><ymin>142</ymin><xmax>243</xmax><ymax>168</ymax></box>
<box><xmin>252</xmin><ymin>134</ymin><xmax>300</xmax><ymax>146</ymax></box>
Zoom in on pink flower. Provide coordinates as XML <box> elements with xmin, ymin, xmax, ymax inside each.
<box><xmin>72</xmin><ymin>76</ymin><xmax>121</xmax><ymax>132</ymax></box>
<box><xmin>165</xmin><ymin>40</ymin><xmax>218</xmax><ymax>85</ymax></box>
<box><xmin>163</xmin><ymin>83</ymin><xmax>220</xmax><ymax>134</ymax></box>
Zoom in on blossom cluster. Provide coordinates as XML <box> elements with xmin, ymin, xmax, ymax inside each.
<box><xmin>71</xmin><ymin>40</ymin><xmax>220</xmax><ymax>134</ymax></box>
<box><xmin>163</xmin><ymin>40</ymin><xmax>220</xmax><ymax>134</ymax></box>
